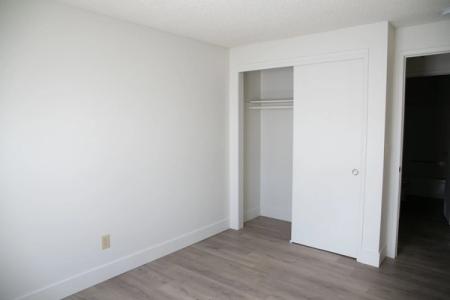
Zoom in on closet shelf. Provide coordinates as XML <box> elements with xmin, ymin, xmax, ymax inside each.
<box><xmin>247</xmin><ymin>99</ymin><xmax>293</xmax><ymax>104</ymax></box>
<box><xmin>246</xmin><ymin>99</ymin><xmax>293</xmax><ymax>110</ymax></box>
<box><xmin>248</xmin><ymin>105</ymin><xmax>293</xmax><ymax>110</ymax></box>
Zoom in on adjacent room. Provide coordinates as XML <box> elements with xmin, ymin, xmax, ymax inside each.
<box><xmin>1</xmin><ymin>1</ymin><xmax>450</xmax><ymax>299</ymax></box>
<box><xmin>397</xmin><ymin>53</ymin><xmax>450</xmax><ymax>267</ymax></box>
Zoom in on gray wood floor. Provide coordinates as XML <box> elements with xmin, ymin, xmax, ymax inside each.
<box><xmin>67</xmin><ymin>211</ymin><xmax>450</xmax><ymax>300</ymax></box>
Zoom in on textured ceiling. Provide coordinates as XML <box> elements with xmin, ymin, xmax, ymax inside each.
<box><xmin>59</xmin><ymin>0</ymin><xmax>450</xmax><ymax>47</ymax></box>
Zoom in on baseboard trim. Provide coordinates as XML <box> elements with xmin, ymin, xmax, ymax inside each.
<box><xmin>15</xmin><ymin>218</ymin><xmax>229</xmax><ymax>300</ymax></box>
<box><xmin>357</xmin><ymin>246</ymin><xmax>385</xmax><ymax>267</ymax></box>
<box><xmin>244</xmin><ymin>207</ymin><xmax>260</xmax><ymax>221</ymax></box>
<box><xmin>379</xmin><ymin>245</ymin><xmax>387</xmax><ymax>264</ymax></box>
<box><xmin>259</xmin><ymin>213</ymin><xmax>291</xmax><ymax>222</ymax></box>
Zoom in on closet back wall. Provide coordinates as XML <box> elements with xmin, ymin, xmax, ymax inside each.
<box><xmin>243</xmin><ymin>68</ymin><xmax>293</xmax><ymax>222</ymax></box>
<box><xmin>0</xmin><ymin>1</ymin><xmax>228</xmax><ymax>299</ymax></box>
<box><xmin>260</xmin><ymin>68</ymin><xmax>293</xmax><ymax>221</ymax></box>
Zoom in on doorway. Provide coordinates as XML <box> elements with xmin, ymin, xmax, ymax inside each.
<box><xmin>241</xmin><ymin>57</ymin><xmax>368</xmax><ymax>259</ymax></box>
<box><xmin>232</xmin><ymin>50</ymin><xmax>381</xmax><ymax>266</ymax></box>
<box><xmin>397</xmin><ymin>53</ymin><xmax>450</xmax><ymax>257</ymax></box>
<box><xmin>242</xmin><ymin>67</ymin><xmax>293</xmax><ymax>240</ymax></box>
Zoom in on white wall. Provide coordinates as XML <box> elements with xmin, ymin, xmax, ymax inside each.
<box><xmin>259</xmin><ymin>68</ymin><xmax>293</xmax><ymax>222</ymax></box>
<box><xmin>0</xmin><ymin>1</ymin><xmax>229</xmax><ymax>299</ymax></box>
<box><xmin>229</xmin><ymin>22</ymin><xmax>390</xmax><ymax>267</ymax></box>
<box><xmin>383</xmin><ymin>20</ymin><xmax>450</xmax><ymax>258</ymax></box>
<box><xmin>243</xmin><ymin>71</ymin><xmax>261</xmax><ymax>221</ymax></box>
<box><xmin>260</xmin><ymin>110</ymin><xmax>293</xmax><ymax>221</ymax></box>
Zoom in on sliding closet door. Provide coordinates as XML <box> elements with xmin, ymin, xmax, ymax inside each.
<box><xmin>291</xmin><ymin>58</ymin><xmax>366</xmax><ymax>258</ymax></box>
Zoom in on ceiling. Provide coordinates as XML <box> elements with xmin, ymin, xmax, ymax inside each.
<box><xmin>59</xmin><ymin>0</ymin><xmax>450</xmax><ymax>47</ymax></box>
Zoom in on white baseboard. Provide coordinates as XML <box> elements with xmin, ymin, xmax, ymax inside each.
<box><xmin>259</xmin><ymin>213</ymin><xmax>291</xmax><ymax>222</ymax></box>
<box><xmin>385</xmin><ymin>243</ymin><xmax>396</xmax><ymax>259</ymax></box>
<box><xmin>244</xmin><ymin>207</ymin><xmax>260</xmax><ymax>221</ymax></box>
<box><xmin>357</xmin><ymin>246</ymin><xmax>385</xmax><ymax>267</ymax></box>
<box><xmin>15</xmin><ymin>219</ymin><xmax>229</xmax><ymax>300</ymax></box>
<box><xmin>379</xmin><ymin>245</ymin><xmax>387</xmax><ymax>264</ymax></box>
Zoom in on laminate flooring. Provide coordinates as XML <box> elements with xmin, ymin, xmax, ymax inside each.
<box><xmin>67</xmin><ymin>204</ymin><xmax>450</xmax><ymax>300</ymax></box>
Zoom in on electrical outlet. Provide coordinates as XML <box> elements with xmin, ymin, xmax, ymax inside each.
<box><xmin>102</xmin><ymin>234</ymin><xmax>110</xmax><ymax>250</ymax></box>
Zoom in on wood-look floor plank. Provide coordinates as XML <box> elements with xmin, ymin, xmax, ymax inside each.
<box><xmin>66</xmin><ymin>204</ymin><xmax>450</xmax><ymax>300</ymax></box>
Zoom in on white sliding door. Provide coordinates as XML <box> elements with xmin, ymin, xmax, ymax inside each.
<box><xmin>291</xmin><ymin>58</ymin><xmax>366</xmax><ymax>258</ymax></box>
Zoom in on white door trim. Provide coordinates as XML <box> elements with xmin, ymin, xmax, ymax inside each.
<box><xmin>235</xmin><ymin>49</ymin><xmax>369</xmax><ymax>73</ymax></box>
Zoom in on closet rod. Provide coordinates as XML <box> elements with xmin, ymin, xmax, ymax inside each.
<box><xmin>247</xmin><ymin>99</ymin><xmax>293</xmax><ymax>104</ymax></box>
<box><xmin>248</xmin><ymin>106</ymin><xmax>293</xmax><ymax>110</ymax></box>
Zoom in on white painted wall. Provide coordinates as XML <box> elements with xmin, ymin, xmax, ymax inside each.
<box><xmin>260</xmin><ymin>110</ymin><xmax>293</xmax><ymax>221</ymax></box>
<box><xmin>0</xmin><ymin>1</ymin><xmax>229</xmax><ymax>299</ymax></box>
<box><xmin>229</xmin><ymin>22</ymin><xmax>390</xmax><ymax>266</ymax></box>
<box><xmin>244</xmin><ymin>71</ymin><xmax>261</xmax><ymax>221</ymax></box>
<box><xmin>260</xmin><ymin>68</ymin><xmax>293</xmax><ymax>222</ymax></box>
<box><xmin>383</xmin><ymin>20</ymin><xmax>450</xmax><ymax>259</ymax></box>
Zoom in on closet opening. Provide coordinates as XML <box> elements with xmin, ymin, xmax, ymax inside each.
<box><xmin>242</xmin><ymin>67</ymin><xmax>293</xmax><ymax>240</ymax></box>
<box><xmin>398</xmin><ymin>52</ymin><xmax>450</xmax><ymax>258</ymax></box>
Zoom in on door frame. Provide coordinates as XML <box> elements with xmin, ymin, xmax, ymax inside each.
<box><xmin>390</xmin><ymin>46</ymin><xmax>450</xmax><ymax>258</ymax></box>
<box><xmin>229</xmin><ymin>49</ymin><xmax>374</xmax><ymax>263</ymax></box>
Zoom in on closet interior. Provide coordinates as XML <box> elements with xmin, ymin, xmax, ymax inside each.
<box><xmin>243</xmin><ymin>67</ymin><xmax>294</xmax><ymax>225</ymax></box>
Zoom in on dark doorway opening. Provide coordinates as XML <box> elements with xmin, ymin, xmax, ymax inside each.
<box><xmin>398</xmin><ymin>53</ymin><xmax>450</xmax><ymax>259</ymax></box>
